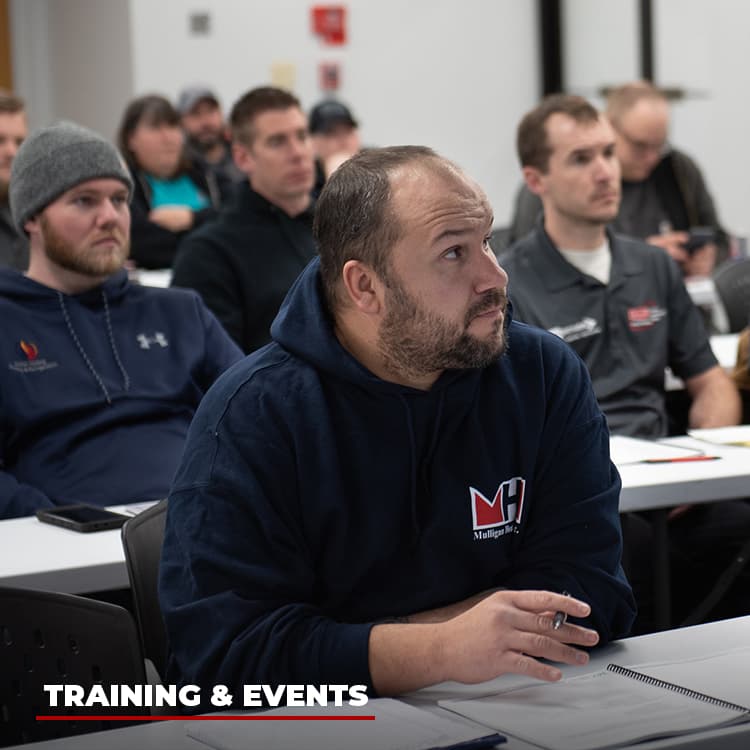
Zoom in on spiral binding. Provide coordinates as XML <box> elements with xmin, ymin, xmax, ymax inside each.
<box><xmin>607</xmin><ymin>663</ymin><xmax>750</xmax><ymax>714</ymax></box>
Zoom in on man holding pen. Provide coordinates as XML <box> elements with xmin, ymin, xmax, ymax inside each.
<box><xmin>160</xmin><ymin>146</ymin><xmax>635</xmax><ymax>706</ymax></box>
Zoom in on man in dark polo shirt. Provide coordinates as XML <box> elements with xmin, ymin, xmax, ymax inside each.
<box><xmin>501</xmin><ymin>94</ymin><xmax>747</xmax><ymax>631</ymax></box>
<box><xmin>172</xmin><ymin>87</ymin><xmax>316</xmax><ymax>354</ymax></box>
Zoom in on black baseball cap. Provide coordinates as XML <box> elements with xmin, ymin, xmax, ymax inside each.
<box><xmin>309</xmin><ymin>100</ymin><xmax>358</xmax><ymax>134</ymax></box>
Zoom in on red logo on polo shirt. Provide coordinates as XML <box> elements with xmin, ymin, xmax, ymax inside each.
<box><xmin>470</xmin><ymin>477</ymin><xmax>526</xmax><ymax>531</ymax></box>
<box><xmin>627</xmin><ymin>304</ymin><xmax>666</xmax><ymax>331</ymax></box>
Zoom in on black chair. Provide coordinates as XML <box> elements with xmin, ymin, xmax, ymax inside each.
<box><xmin>0</xmin><ymin>586</ymin><xmax>146</xmax><ymax>746</ymax></box>
<box><xmin>121</xmin><ymin>499</ymin><xmax>168</xmax><ymax>681</ymax></box>
<box><xmin>713</xmin><ymin>257</ymin><xmax>750</xmax><ymax>333</ymax></box>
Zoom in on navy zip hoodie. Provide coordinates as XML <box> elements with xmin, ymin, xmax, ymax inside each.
<box><xmin>160</xmin><ymin>258</ymin><xmax>635</xmax><ymax>702</ymax></box>
<box><xmin>0</xmin><ymin>269</ymin><xmax>242</xmax><ymax>519</ymax></box>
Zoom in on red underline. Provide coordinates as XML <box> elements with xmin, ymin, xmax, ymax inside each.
<box><xmin>37</xmin><ymin>715</ymin><xmax>376</xmax><ymax>722</ymax></box>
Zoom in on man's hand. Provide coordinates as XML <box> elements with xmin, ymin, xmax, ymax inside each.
<box><xmin>646</xmin><ymin>232</ymin><xmax>717</xmax><ymax>276</ymax></box>
<box><xmin>369</xmin><ymin>590</ymin><xmax>599</xmax><ymax>695</ymax></box>
<box><xmin>682</xmin><ymin>242</ymin><xmax>717</xmax><ymax>277</ymax></box>
<box><xmin>646</xmin><ymin>231</ymin><xmax>690</xmax><ymax>264</ymax></box>
<box><xmin>149</xmin><ymin>206</ymin><xmax>194</xmax><ymax>232</ymax></box>
<box><xmin>436</xmin><ymin>590</ymin><xmax>598</xmax><ymax>684</ymax></box>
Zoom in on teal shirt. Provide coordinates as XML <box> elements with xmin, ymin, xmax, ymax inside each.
<box><xmin>146</xmin><ymin>174</ymin><xmax>209</xmax><ymax>210</ymax></box>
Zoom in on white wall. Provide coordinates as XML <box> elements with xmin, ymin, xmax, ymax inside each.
<box><xmin>127</xmin><ymin>0</ymin><xmax>540</xmax><ymax>226</ymax></box>
<box><xmin>561</xmin><ymin>0</ymin><xmax>750</xmax><ymax>237</ymax></box>
<box><xmin>655</xmin><ymin>0</ymin><xmax>750</xmax><ymax>237</ymax></box>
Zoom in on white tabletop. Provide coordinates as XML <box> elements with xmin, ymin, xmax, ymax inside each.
<box><xmin>1</xmin><ymin>437</ymin><xmax>748</xmax><ymax>594</ymax></box>
<box><xmin>617</xmin><ymin>435</ymin><xmax>750</xmax><ymax>512</ymax></box>
<box><xmin>8</xmin><ymin>616</ymin><xmax>750</xmax><ymax>749</ymax></box>
<box><xmin>0</xmin><ymin>504</ymin><xmax>149</xmax><ymax>593</ymax></box>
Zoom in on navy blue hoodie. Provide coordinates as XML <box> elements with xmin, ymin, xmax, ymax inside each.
<box><xmin>0</xmin><ymin>269</ymin><xmax>242</xmax><ymax>519</ymax></box>
<box><xmin>160</xmin><ymin>258</ymin><xmax>635</xmax><ymax>699</ymax></box>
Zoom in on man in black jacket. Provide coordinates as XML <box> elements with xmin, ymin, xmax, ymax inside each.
<box><xmin>171</xmin><ymin>87</ymin><xmax>316</xmax><ymax>353</ymax></box>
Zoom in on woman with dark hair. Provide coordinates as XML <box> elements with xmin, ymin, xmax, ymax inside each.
<box><xmin>117</xmin><ymin>94</ymin><xmax>220</xmax><ymax>269</ymax></box>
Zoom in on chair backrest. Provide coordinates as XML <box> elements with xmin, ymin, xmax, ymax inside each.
<box><xmin>713</xmin><ymin>258</ymin><xmax>750</xmax><ymax>333</ymax></box>
<box><xmin>121</xmin><ymin>499</ymin><xmax>168</xmax><ymax>680</ymax></box>
<box><xmin>0</xmin><ymin>586</ymin><xmax>146</xmax><ymax>746</ymax></box>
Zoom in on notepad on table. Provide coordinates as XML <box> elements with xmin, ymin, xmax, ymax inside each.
<box><xmin>439</xmin><ymin>662</ymin><xmax>750</xmax><ymax>750</ymax></box>
<box><xmin>688</xmin><ymin>425</ymin><xmax>750</xmax><ymax>447</ymax></box>
<box><xmin>186</xmin><ymin>698</ymin><xmax>506</xmax><ymax>750</ymax></box>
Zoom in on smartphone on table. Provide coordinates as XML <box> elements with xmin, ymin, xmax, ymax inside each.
<box><xmin>36</xmin><ymin>504</ymin><xmax>130</xmax><ymax>532</ymax></box>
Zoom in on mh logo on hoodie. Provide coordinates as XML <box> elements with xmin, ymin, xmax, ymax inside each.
<box><xmin>470</xmin><ymin>477</ymin><xmax>525</xmax><ymax>540</ymax></box>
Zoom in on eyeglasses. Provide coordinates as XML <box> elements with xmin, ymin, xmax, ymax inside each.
<box><xmin>616</xmin><ymin>129</ymin><xmax>669</xmax><ymax>157</ymax></box>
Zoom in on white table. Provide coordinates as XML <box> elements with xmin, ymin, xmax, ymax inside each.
<box><xmin>616</xmin><ymin>435</ymin><xmax>750</xmax><ymax>628</ymax></box>
<box><xmin>7</xmin><ymin>616</ymin><xmax>750</xmax><ymax>749</ymax></box>
<box><xmin>618</xmin><ymin>435</ymin><xmax>750</xmax><ymax>511</ymax></box>
<box><xmin>1</xmin><ymin>439</ymin><xmax>748</xmax><ymax>597</ymax></box>
<box><xmin>0</xmin><ymin>504</ymin><xmax>149</xmax><ymax>594</ymax></box>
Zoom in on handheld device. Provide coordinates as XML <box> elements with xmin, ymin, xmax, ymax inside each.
<box><xmin>36</xmin><ymin>504</ymin><xmax>130</xmax><ymax>533</ymax></box>
<box><xmin>683</xmin><ymin>226</ymin><xmax>716</xmax><ymax>254</ymax></box>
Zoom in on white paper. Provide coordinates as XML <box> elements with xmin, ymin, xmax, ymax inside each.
<box><xmin>609</xmin><ymin>435</ymin><xmax>701</xmax><ymax>465</ymax></box>
<box><xmin>688</xmin><ymin>425</ymin><xmax>750</xmax><ymax>447</ymax></box>
<box><xmin>186</xmin><ymin>698</ymin><xmax>499</xmax><ymax>750</ymax></box>
<box><xmin>439</xmin><ymin>667</ymin><xmax>749</xmax><ymax>750</ymax></box>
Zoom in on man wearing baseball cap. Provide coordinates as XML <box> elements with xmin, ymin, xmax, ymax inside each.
<box><xmin>177</xmin><ymin>84</ymin><xmax>243</xmax><ymax>197</ymax></box>
<box><xmin>309</xmin><ymin>99</ymin><xmax>362</xmax><ymax>194</ymax></box>
<box><xmin>0</xmin><ymin>121</ymin><xmax>242</xmax><ymax>519</ymax></box>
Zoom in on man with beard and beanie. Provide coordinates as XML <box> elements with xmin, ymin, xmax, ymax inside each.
<box><xmin>0</xmin><ymin>121</ymin><xmax>242</xmax><ymax>520</ymax></box>
<box><xmin>160</xmin><ymin>145</ymin><xmax>635</xmax><ymax>709</ymax></box>
<box><xmin>500</xmin><ymin>94</ymin><xmax>747</xmax><ymax>631</ymax></box>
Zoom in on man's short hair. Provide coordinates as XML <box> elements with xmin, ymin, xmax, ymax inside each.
<box><xmin>229</xmin><ymin>87</ymin><xmax>302</xmax><ymax>146</ymax></box>
<box><xmin>516</xmin><ymin>94</ymin><xmax>600</xmax><ymax>172</ymax></box>
<box><xmin>0</xmin><ymin>90</ymin><xmax>25</xmax><ymax>115</ymax></box>
<box><xmin>314</xmin><ymin>145</ymin><xmax>451</xmax><ymax>312</ymax></box>
<box><xmin>605</xmin><ymin>81</ymin><xmax>667</xmax><ymax>127</ymax></box>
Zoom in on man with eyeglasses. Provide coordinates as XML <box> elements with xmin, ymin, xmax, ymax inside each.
<box><xmin>606</xmin><ymin>81</ymin><xmax>727</xmax><ymax>277</ymax></box>
<box><xmin>505</xmin><ymin>83</ymin><xmax>727</xmax><ymax>278</ymax></box>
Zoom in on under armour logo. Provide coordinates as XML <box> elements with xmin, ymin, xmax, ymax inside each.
<box><xmin>136</xmin><ymin>332</ymin><xmax>169</xmax><ymax>350</ymax></box>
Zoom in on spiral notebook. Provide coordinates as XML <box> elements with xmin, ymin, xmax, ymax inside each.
<box><xmin>439</xmin><ymin>662</ymin><xmax>750</xmax><ymax>750</ymax></box>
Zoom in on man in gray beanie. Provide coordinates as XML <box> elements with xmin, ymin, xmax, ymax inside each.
<box><xmin>0</xmin><ymin>120</ymin><xmax>242</xmax><ymax>520</ymax></box>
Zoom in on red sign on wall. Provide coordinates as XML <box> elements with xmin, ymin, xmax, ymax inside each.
<box><xmin>312</xmin><ymin>5</ymin><xmax>347</xmax><ymax>45</ymax></box>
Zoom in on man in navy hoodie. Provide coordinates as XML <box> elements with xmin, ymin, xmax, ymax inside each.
<box><xmin>160</xmin><ymin>146</ymin><xmax>635</xmax><ymax>701</ymax></box>
<box><xmin>0</xmin><ymin>121</ymin><xmax>242</xmax><ymax>519</ymax></box>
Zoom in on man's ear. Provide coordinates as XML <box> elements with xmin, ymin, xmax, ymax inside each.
<box><xmin>24</xmin><ymin>215</ymin><xmax>40</xmax><ymax>237</ymax></box>
<box><xmin>340</xmin><ymin>259</ymin><xmax>383</xmax><ymax>314</ymax></box>
<box><xmin>522</xmin><ymin>165</ymin><xmax>546</xmax><ymax>197</ymax></box>
<box><xmin>232</xmin><ymin>141</ymin><xmax>254</xmax><ymax>175</ymax></box>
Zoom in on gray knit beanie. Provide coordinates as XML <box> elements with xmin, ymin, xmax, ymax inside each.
<box><xmin>9</xmin><ymin>121</ymin><xmax>133</xmax><ymax>233</ymax></box>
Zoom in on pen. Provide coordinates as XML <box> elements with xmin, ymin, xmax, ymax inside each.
<box><xmin>642</xmin><ymin>455</ymin><xmax>720</xmax><ymax>464</ymax></box>
<box><xmin>553</xmin><ymin>591</ymin><xmax>570</xmax><ymax>630</ymax></box>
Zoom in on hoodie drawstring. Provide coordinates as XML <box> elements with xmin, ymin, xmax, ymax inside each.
<box><xmin>58</xmin><ymin>290</ymin><xmax>131</xmax><ymax>405</ymax></box>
